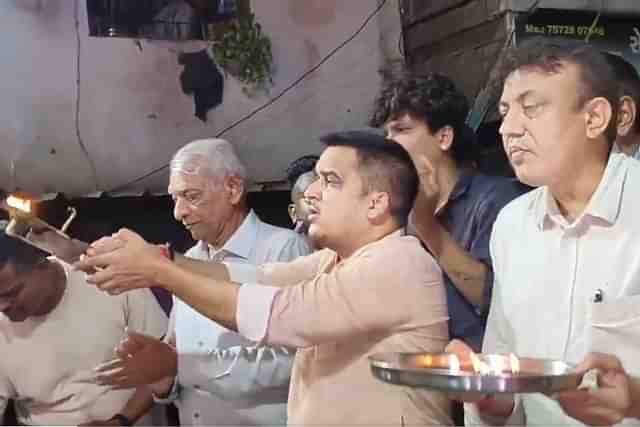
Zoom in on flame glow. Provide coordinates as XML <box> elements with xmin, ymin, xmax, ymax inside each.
<box><xmin>509</xmin><ymin>353</ymin><xmax>520</xmax><ymax>374</ymax></box>
<box><xmin>449</xmin><ymin>354</ymin><xmax>461</xmax><ymax>374</ymax></box>
<box><xmin>469</xmin><ymin>353</ymin><xmax>522</xmax><ymax>376</ymax></box>
<box><xmin>469</xmin><ymin>352</ymin><xmax>488</xmax><ymax>375</ymax></box>
<box><xmin>6</xmin><ymin>196</ymin><xmax>31</xmax><ymax>213</ymax></box>
<box><xmin>420</xmin><ymin>354</ymin><xmax>433</xmax><ymax>367</ymax></box>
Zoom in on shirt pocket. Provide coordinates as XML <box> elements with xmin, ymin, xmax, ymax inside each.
<box><xmin>588</xmin><ymin>293</ymin><xmax>640</xmax><ymax>377</ymax></box>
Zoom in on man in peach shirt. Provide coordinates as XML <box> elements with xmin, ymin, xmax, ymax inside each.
<box><xmin>77</xmin><ymin>131</ymin><xmax>453</xmax><ymax>425</ymax></box>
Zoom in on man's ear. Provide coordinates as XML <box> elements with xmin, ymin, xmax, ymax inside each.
<box><xmin>584</xmin><ymin>97</ymin><xmax>614</xmax><ymax>140</ymax></box>
<box><xmin>224</xmin><ymin>175</ymin><xmax>245</xmax><ymax>205</ymax></box>
<box><xmin>437</xmin><ymin>126</ymin><xmax>455</xmax><ymax>152</ymax></box>
<box><xmin>617</xmin><ymin>96</ymin><xmax>637</xmax><ymax>137</ymax></box>
<box><xmin>367</xmin><ymin>192</ymin><xmax>390</xmax><ymax>222</ymax></box>
<box><xmin>288</xmin><ymin>204</ymin><xmax>297</xmax><ymax>224</ymax></box>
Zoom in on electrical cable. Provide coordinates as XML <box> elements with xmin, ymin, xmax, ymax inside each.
<box><xmin>107</xmin><ymin>0</ymin><xmax>388</xmax><ymax>194</ymax></box>
<box><xmin>74</xmin><ymin>0</ymin><xmax>100</xmax><ymax>191</ymax></box>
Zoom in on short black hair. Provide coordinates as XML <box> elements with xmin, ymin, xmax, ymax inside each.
<box><xmin>320</xmin><ymin>130</ymin><xmax>418</xmax><ymax>226</ymax></box>
<box><xmin>370</xmin><ymin>71</ymin><xmax>478</xmax><ymax>165</ymax></box>
<box><xmin>286</xmin><ymin>155</ymin><xmax>319</xmax><ymax>187</ymax></box>
<box><xmin>0</xmin><ymin>227</ymin><xmax>49</xmax><ymax>274</ymax></box>
<box><xmin>602</xmin><ymin>52</ymin><xmax>640</xmax><ymax>133</ymax></box>
<box><xmin>497</xmin><ymin>37</ymin><xmax>620</xmax><ymax>142</ymax></box>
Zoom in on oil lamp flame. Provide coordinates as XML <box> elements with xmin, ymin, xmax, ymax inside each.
<box><xmin>449</xmin><ymin>354</ymin><xmax>461</xmax><ymax>374</ymax></box>
<box><xmin>469</xmin><ymin>353</ymin><xmax>521</xmax><ymax>375</ymax></box>
<box><xmin>6</xmin><ymin>196</ymin><xmax>31</xmax><ymax>213</ymax></box>
<box><xmin>469</xmin><ymin>352</ymin><xmax>489</xmax><ymax>375</ymax></box>
<box><xmin>509</xmin><ymin>353</ymin><xmax>520</xmax><ymax>374</ymax></box>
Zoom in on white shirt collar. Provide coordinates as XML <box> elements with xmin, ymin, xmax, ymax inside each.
<box><xmin>201</xmin><ymin>210</ymin><xmax>261</xmax><ymax>260</ymax></box>
<box><xmin>533</xmin><ymin>151</ymin><xmax>628</xmax><ymax>230</ymax></box>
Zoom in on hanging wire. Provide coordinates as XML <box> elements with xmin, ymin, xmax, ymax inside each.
<box><xmin>74</xmin><ymin>0</ymin><xmax>100</xmax><ymax>191</ymax></box>
<box><xmin>108</xmin><ymin>0</ymin><xmax>389</xmax><ymax>193</ymax></box>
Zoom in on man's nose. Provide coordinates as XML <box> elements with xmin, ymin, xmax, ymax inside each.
<box><xmin>304</xmin><ymin>177</ymin><xmax>321</xmax><ymax>201</ymax></box>
<box><xmin>173</xmin><ymin>198</ymin><xmax>190</xmax><ymax>222</ymax></box>
<box><xmin>499</xmin><ymin>110</ymin><xmax>526</xmax><ymax>137</ymax></box>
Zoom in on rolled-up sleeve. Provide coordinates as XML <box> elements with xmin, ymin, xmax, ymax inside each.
<box><xmin>258</xmin><ymin>244</ymin><xmax>448</xmax><ymax>349</ymax></box>
<box><xmin>236</xmin><ymin>284</ymin><xmax>280</xmax><ymax>343</ymax></box>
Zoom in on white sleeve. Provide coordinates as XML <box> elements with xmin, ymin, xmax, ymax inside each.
<box><xmin>465</xmin><ymin>223</ymin><xmax>525</xmax><ymax>426</ymax></box>
<box><xmin>195</xmin><ymin>231</ymin><xmax>304</xmax><ymax>399</ymax></box>
<box><xmin>189</xmin><ymin>345</ymin><xmax>294</xmax><ymax>400</ymax></box>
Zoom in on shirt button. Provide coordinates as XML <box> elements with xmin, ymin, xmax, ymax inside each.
<box><xmin>198</xmin><ymin>341</ymin><xmax>204</xmax><ymax>347</ymax></box>
<box><xmin>194</xmin><ymin>412</ymin><xmax>200</xmax><ymax>419</ymax></box>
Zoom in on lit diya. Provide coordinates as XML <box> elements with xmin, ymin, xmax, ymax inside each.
<box><xmin>369</xmin><ymin>352</ymin><xmax>580</xmax><ymax>393</ymax></box>
<box><xmin>2</xmin><ymin>195</ymin><xmax>77</xmax><ymax>255</ymax></box>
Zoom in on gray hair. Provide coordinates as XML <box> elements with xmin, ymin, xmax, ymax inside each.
<box><xmin>291</xmin><ymin>170</ymin><xmax>316</xmax><ymax>202</ymax></box>
<box><xmin>170</xmin><ymin>138</ymin><xmax>248</xmax><ymax>180</ymax></box>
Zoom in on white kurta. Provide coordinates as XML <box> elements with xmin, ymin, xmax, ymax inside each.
<box><xmin>0</xmin><ymin>259</ymin><xmax>167</xmax><ymax>426</ymax></box>
<box><xmin>466</xmin><ymin>152</ymin><xmax>640</xmax><ymax>426</ymax></box>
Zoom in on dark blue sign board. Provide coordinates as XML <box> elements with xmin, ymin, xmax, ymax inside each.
<box><xmin>515</xmin><ymin>8</ymin><xmax>640</xmax><ymax>70</ymax></box>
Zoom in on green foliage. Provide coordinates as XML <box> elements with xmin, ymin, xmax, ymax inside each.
<box><xmin>211</xmin><ymin>13</ymin><xmax>274</xmax><ymax>94</ymax></box>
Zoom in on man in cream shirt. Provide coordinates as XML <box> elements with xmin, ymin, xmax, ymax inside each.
<box><xmin>0</xmin><ymin>228</ymin><xmax>167</xmax><ymax>426</ymax></box>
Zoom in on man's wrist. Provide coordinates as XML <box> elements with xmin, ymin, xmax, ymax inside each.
<box><xmin>414</xmin><ymin>215</ymin><xmax>444</xmax><ymax>249</ymax></box>
<box><xmin>151</xmin><ymin>246</ymin><xmax>179</xmax><ymax>291</ymax></box>
<box><xmin>476</xmin><ymin>394</ymin><xmax>515</xmax><ymax>419</ymax></box>
<box><xmin>628</xmin><ymin>377</ymin><xmax>640</xmax><ymax>419</ymax></box>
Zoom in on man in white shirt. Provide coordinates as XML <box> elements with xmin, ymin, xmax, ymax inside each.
<box><xmin>448</xmin><ymin>39</ymin><xmax>640</xmax><ymax>426</ymax></box>
<box><xmin>0</xmin><ymin>229</ymin><xmax>167</xmax><ymax>426</ymax></box>
<box><xmin>285</xmin><ymin>155</ymin><xmax>319</xmax><ymax>235</ymax></box>
<box><xmin>94</xmin><ymin>138</ymin><xmax>311</xmax><ymax>426</ymax></box>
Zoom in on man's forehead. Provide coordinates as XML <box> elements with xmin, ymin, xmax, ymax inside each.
<box><xmin>501</xmin><ymin>64</ymin><xmax>577</xmax><ymax>102</ymax></box>
<box><xmin>168</xmin><ymin>175</ymin><xmax>209</xmax><ymax>195</ymax></box>
<box><xmin>317</xmin><ymin>146</ymin><xmax>357</xmax><ymax>173</ymax></box>
<box><xmin>384</xmin><ymin>112</ymin><xmax>417</xmax><ymax>127</ymax></box>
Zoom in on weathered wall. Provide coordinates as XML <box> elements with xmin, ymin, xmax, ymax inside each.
<box><xmin>401</xmin><ymin>0</ymin><xmax>640</xmax><ymax>103</ymax></box>
<box><xmin>401</xmin><ymin>0</ymin><xmax>506</xmax><ymax>104</ymax></box>
<box><xmin>0</xmin><ymin>0</ymin><xmax>402</xmax><ymax>197</ymax></box>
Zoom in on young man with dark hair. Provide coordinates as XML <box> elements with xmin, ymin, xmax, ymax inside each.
<box><xmin>0</xmin><ymin>226</ymin><xmax>167</xmax><ymax>426</ymax></box>
<box><xmin>371</xmin><ymin>71</ymin><xmax>528</xmax><ymax>353</ymax></box>
<box><xmin>449</xmin><ymin>38</ymin><xmax>640</xmax><ymax>426</ymax></box>
<box><xmin>77</xmin><ymin>130</ymin><xmax>453</xmax><ymax>426</ymax></box>
<box><xmin>285</xmin><ymin>155</ymin><xmax>320</xmax><ymax>188</ymax></box>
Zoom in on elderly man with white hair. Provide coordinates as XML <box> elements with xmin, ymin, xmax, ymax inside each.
<box><xmin>94</xmin><ymin>138</ymin><xmax>311</xmax><ymax>426</ymax></box>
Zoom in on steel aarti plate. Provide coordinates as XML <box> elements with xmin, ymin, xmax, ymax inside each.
<box><xmin>370</xmin><ymin>352</ymin><xmax>580</xmax><ymax>394</ymax></box>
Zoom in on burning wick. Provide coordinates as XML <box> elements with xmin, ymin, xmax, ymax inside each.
<box><xmin>6</xmin><ymin>196</ymin><xmax>32</xmax><ymax>213</ymax></box>
<box><xmin>468</xmin><ymin>353</ymin><xmax>521</xmax><ymax>375</ymax></box>
<box><xmin>449</xmin><ymin>354</ymin><xmax>461</xmax><ymax>374</ymax></box>
<box><xmin>509</xmin><ymin>353</ymin><xmax>520</xmax><ymax>374</ymax></box>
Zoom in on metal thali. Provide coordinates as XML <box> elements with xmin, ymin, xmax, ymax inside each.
<box><xmin>370</xmin><ymin>352</ymin><xmax>581</xmax><ymax>394</ymax></box>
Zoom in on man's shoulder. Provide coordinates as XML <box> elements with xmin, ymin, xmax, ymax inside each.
<box><xmin>493</xmin><ymin>186</ymin><xmax>543</xmax><ymax>229</ymax></box>
<box><xmin>366</xmin><ymin>233</ymin><xmax>440</xmax><ymax>270</ymax></box>
<box><xmin>470</xmin><ymin>174</ymin><xmax>531</xmax><ymax>205</ymax></box>
<box><xmin>255</xmin><ymin>218</ymin><xmax>308</xmax><ymax>245</ymax></box>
